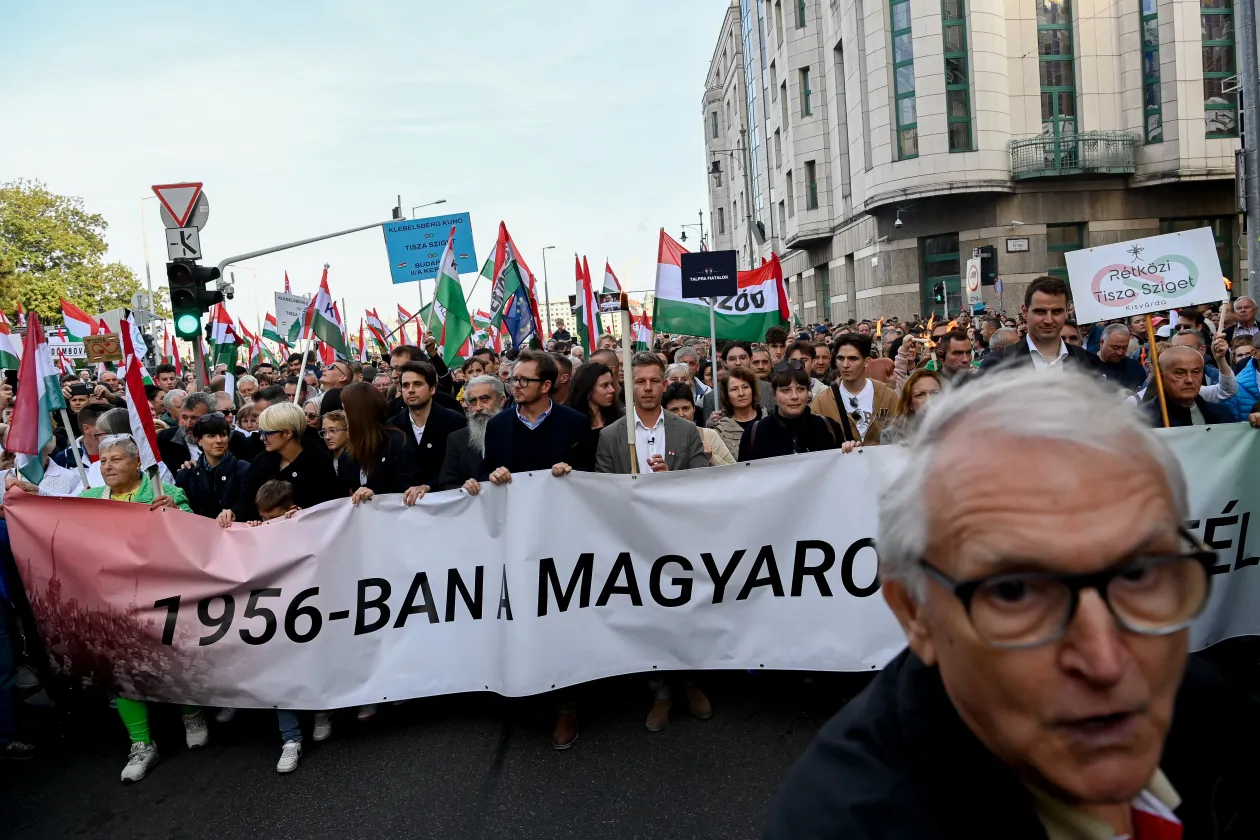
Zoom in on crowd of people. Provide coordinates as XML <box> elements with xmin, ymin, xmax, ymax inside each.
<box><xmin>2</xmin><ymin>273</ymin><xmax>1260</xmax><ymax>794</ymax></box>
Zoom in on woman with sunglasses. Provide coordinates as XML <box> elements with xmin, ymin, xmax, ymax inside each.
<box><xmin>337</xmin><ymin>382</ymin><xmax>418</xmax><ymax>505</ymax></box>
<box><xmin>175</xmin><ymin>412</ymin><xmax>253</xmax><ymax>524</ymax></box>
<box><xmin>235</xmin><ymin>402</ymin><xmax>343</xmax><ymax>524</ymax></box>
<box><xmin>739</xmin><ymin>362</ymin><xmax>849</xmax><ymax>461</ymax></box>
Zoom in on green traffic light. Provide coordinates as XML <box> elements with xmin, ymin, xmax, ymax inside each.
<box><xmin>175</xmin><ymin>313</ymin><xmax>200</xmax><ymax>336</ymax></box>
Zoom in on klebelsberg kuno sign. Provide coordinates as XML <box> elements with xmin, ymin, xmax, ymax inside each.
<box><xmin>1065</xmin><ymin>227</ymin><xmax>1227</xmax><ymax>324</ymax></box>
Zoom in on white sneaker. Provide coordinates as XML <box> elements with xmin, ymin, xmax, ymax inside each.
<box><xmin>120</xmin><ymin>741</ymin><xmax>159</xmax><ymax>783</ymax></box>
<box><xmin>214</xmin><ymin>707</ymin><xmax>237</xmax><ymax>724</ymax></box>
<box><xmin>357</xmin><ymin>704</ymin><xmax>378</xmax><ymax>721</ymax></box>
<box><xmin>276</xmin><ymin>740</ymin><xmax>302</xmax><ymax>773</ymax></box>
<box><xmin>312</xmin><ymin>712</ymin><xmax>332</xmax><ymax>742</ymax></box>
<box><xmin>183</xmin><ymin>711</ymin><xmax>209</xmax><ymax>749</ymax></box>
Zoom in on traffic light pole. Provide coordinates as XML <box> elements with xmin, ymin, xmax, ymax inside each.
<box><xmin>213</xmin><ymin>219</ymin><xmax>396</xmax><ymax>282</ymax></box>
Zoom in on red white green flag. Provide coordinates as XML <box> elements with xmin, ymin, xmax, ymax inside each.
<box><xmin>0</xmin><ymin>310</ymin><xmax>21</xmax><ymax>370</ymax></box>
<box><xmin>8</xmin><ymin>314</ymin><xmax>67</xmax><ymax>484</ymax></box>
<box><xmin>574</xmin><ymin>255</ymin><xmax>598</xmax><ymax>353</ymax></box>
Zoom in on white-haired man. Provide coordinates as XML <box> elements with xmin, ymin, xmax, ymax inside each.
<box><xmin>766</xmin><ymin>369</ymin><xmax>1255</xmax><ymax>837</ymax></box>
<box><xmin>435</xmin><ymin>375</ymin><xmax>505</xmax><ymax>492</ymax></box>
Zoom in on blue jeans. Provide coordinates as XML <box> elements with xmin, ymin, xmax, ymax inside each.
<box><xmin>276</xmin><ymin>710</ymin><xmax>301</xmax><ymax>743</ymax></box>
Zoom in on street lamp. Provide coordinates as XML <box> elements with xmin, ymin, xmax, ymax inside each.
<box><xmin>411</xmin><ymin>199</ymin><xmax>447</xmax><ymax>218</ymax></box>
<box><xmin>541</xmin><ymin>245</ymin><xmax>557</xmax><ymax>338</ymax></box>
<box><xmin>679</xmin><ymin>210</ymin><xmax>707</xmax><ymax>250</ymax></box>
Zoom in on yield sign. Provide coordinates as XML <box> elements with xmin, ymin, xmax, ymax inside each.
<box><xmin>151</xmin><ymin>182</ymin><xmax>204</xmax><ymax>228</ymax></box>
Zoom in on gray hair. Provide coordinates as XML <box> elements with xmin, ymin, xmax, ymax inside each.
<box><xmin>237</xmin><ymin>374</ymin><xmax>258</xmax><ymax>388</ymax></box>
<box><xmin>675</xmin><ymin>346</ymin><xmax>700</xmax><ymax>363</ymax></box>
<box><xmin>464</xmin><ymin>374</ymin><xmax>505</xmax><ymax>402</ymax></box>
<box><xmin>876</xmin><ymin>368</ymin><xmax>1187</xmax><ymax>601</ymax></box>
<box><xmin>163</xmin><ymin>389</ymin><xmax>188</xmax><ymax>411</ymax></box>
<box><xmin>664</xmin><ymin>363</ymin><xmax>692</xmax><ymax>381</ymax></box>
<box><xmin>183</xmin><ymin>391</ymin><xmax>216</xmax><ymax>414</ymax></box>
<box><xmin>1234</xmin><ymin>296</ymin><xmax>1254</xmax><ymax>310</ymax></box>
<box><xmin>988</xmin><ymin>327</ymin><xmax>1019</xmax><ymax>351</ymax></box>
<box><xmin>1099</xmin><ymin>323</ymin><xmax>1131</xmax><ymax>343</ymax></box>
<box><xmin>98</xmin><ymin>434</ymin><xmax>140</xmax><ymax>461</ymax></box>
<box><xmin>97</xmin><ymin>408</ymin><xmax>132</xmax><ymax>436</ymax></box>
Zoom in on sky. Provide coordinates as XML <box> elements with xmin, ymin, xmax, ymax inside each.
<box><xmin>2</xmin><ymin>0</ymin><xmax>730</xmax><ymax>337</ymax></box>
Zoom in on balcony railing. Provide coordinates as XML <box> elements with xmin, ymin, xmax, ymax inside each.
<box><xmin>1009</xmin><ymin>131</ymin><xmax>1139</xmax><ymax>179</ymax></box>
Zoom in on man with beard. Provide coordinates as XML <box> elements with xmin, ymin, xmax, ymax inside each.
<box><xmin>438</xmin><ymin>375</ymin><xmax>507</xmax><ymax>491</ymax></box>
<box><xmin>392</xmin><ymin>360</ymin><xmax>467</xmax><ymax>506</ymax></box>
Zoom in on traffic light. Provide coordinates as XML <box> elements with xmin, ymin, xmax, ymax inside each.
<box><xmin>932</xmin><ymin>282</ymin><xmax>946</xmax><ymax>304</ymax></box>
<box><xmin>977</xmin><ymin>245</ymin><xmax>998</xmax><ymax>286</ymax></box>
<box><xmin>167</xmin><ymin>262</ymin><xmax>223</xmax><ymax>339</ymax></box>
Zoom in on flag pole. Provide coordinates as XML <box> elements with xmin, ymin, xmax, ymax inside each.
<box><xmin>1145</xmin><ymin>313</ymin><xmax>1170</xmax><ymax>428</ymax></box>
<box><xmin>708</xmin><ymin>297</ymin><xmax>719</xmax><ymax>408</ymax></box>
<box><xmin>620</xmin><ymin>304</ymin><xmax>637</xmax><ymax>474</ymax></box>
<box><xmin>58</xmin><ymin>407</ymin><xmax>90</xmax><ymax>489</ymax></box>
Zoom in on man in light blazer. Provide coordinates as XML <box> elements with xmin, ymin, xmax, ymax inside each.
<box><xmin>595</xmin><ymin>352</ymin><xmax>708</xmax><ymax>474</ymax></box>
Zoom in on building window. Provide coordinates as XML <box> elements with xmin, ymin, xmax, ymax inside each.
<box><xmin>1202</xmin><ymin>0</ymin><xmax>1238</xmax><ymax>137</ymax></box>
<box><xmin>805</xmin><ymin>161</ymin><xmax>818</xmax><ymax>209</ymax></box>
<box><xmin>710</xmin><ymin>111</ymin><xmax>719</xmax><ymax>140</ymax></box>
<box><xmin>733</xmin><ymin>202</ymin><xmax>738</xmax><ymax>229</ymax></box>
<box><xmin>1139</xmin><ymin>0</ymin><xmax>1162</xmax><ymax>142</ymax></box>
<box><xmin>922</xmin><ymin>234</ymin><xmax>961</xmax><ymax>316</ymax></box>
<box><xmin>797</xmin><ymin>0</ymin><xmax>807</xmax><ymax>29</ymax></box>
<box><xmin>779</xmin><ymin>200</ymin><xmax>787</xmax><ymax>236</ymax></box>
<box><xmin>1162</xmin><ymin>217</ymin><xmax>1233</xmax><ymax>276</ymax></box>
<box><xmin>786</xmin><ymin>169</ymin><xmax>795</xmax><ymax>217</ymax></box>
<box><xmin>1037</xmin><ymin>0</ymin><xmax>1077</xmax><ymax>139</ymax></box>
<box><xmin>799</xmin><ymin>67</ymin><xmax>813</xmax><ymax>116</ymax></box>
<box><xmin>942</xmin><ymin>0</ymin><xmax>972</xmax><ymax>151</ymax></box>
<box><xmin>770</xmin><ymin>62</ymin><xmax>778</xmax><ymax>100</ymax></box>
<box><xmin>717</xmin><ymin>207</ymin><xmax>726</xmax><ymax>234</ymax></box>
<box><xmin>891</xmin><ymin>0</ymin><xmax>918</xmax><ymax>159</ymax></box>
<box><xmin>775</xmin><ymin>0</ymin><xmax>784</xmax><ymax>45</ymax></box>
<box><xmin>1046</xmin><ymin>223</ymin><xmax>1084</xmax><ymax>279</ymax></box>
<box><xmin>781</xmin><ymin>83</ymin><xmax>789</xmax><ymax>127</ymax></box>
<box><xmin>774</xmin><ymin>129</ymin><xmax>782</xmax><ymax>168</ymax></box>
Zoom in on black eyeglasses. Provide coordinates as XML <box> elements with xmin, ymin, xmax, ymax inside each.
<box><xmin>511</xmin><ymin>376</ymin><xmax>543</xmax><ymax>387</ymax></box>
<box><xmin>918</xmin><ymin>525</ymin><xmax>1215</xmax><ymax>650</ymax></box>
<box><xmin>771</xmin><ymin>359</ymin><xmax>805</xmax><ymax>374</ymax></box>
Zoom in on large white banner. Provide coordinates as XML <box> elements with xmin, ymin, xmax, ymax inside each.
<box><xmin>6</xmin><ymin>426</ymin><xmax>1259</xmax><ymax>709</ymax></box>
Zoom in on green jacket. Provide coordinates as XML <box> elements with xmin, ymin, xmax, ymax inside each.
<box><xmin>78</xmin><ymin>473</ymin><xmax>193</xmax><ymax>512</ymax></box>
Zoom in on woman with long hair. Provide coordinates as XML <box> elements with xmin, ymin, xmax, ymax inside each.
<box><xmin>711</xmin><ymin>367</ymin><xmax>763</xmax><ymax>457</ymax></box>
<box><xmin>878</xmin><ymin>368</ymin><xmax>943</xmax><ymax>445</ymax></box>
<box><xmin>338</xmin><ymin>382</ymin><xmax>418</xmax><ymax>503</ymax></box>
<box><xmin>567</xmin><ymin>362</ymin><xmax>623</xmax><ymax>430</ymax></box>
<box><xmin>739</xmin><ymin>363</ymin><xmax>847</xmax><ymax>461</ymax></box>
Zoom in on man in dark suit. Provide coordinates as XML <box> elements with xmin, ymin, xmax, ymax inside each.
<box><xmin>596</xmin><ymin>353</ymin><xmax>707</xmax><ymax>474</ymax></box>
<box><xmin>1144</xmin><ymin>345</ymin><xmax>1235</xmax><ymax>427</ymax></box>
<box><xmin>384</xmin><ymin>342</ymin><xmax>462</xmax><ymax>416</ymax></box>
<box><xmin>1223</xmin><ymin>296</ymin><xmax>1259</xmax><ymax>344</ymax></box>
<box><xmin>437</xmin><ymin>375</ymin><xmax>506</xmax><ymax>490</ymax></box>
<box><xmin>978</xmin><ymin>276</ymin><xmax>1094</xmax><ymax>374</ymax></box>
<box><xmin>157</xmin><ymin>391</ymin><xmax>216</xmax><ymax>473</ymax></box>
<box><xmin>390</xmin><ymin>360</ymin><xmax>466</xmax><ymax>491</ymax></box>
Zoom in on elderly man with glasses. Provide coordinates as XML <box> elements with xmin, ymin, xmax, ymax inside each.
<box><xmin>766</xmin><ymin>368</ymin><xmax>1258</xmax><ymax>838</ymax></box>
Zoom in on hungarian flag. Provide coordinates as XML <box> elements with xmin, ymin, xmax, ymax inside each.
<box><xmin>8</xmin><ymin>314</ymin><xmax>67</xmax><ymax>484</ymax></box>
<box><xmin>284</xmin><ymin>271</ymin><xmax>292</xmax><ymax>293</ymax></box>
<box><xmin>121</xmin><ymin>310</ymin><xmax>154</xmax><ymax>385</ymax></box>
<box><xmin>289</xmin><ymin>267</ymin><xmax>352</xmax><ymax>360</ymax></box>
<box><xmin>574</xmin><ymin>255</ymin><xmax>598</xmax><ymax>353</ymax></box>
<box><xmin>119</xmin><ymin>317</ymin><xmax>161</xmax><ymax>472</ymax></box>
<box><xmin>430</xmin><ymin>226</ymin><xmax>474</xmax><ymax>367</ymax></box>
<box><xmin>262</xmin><ymin>312</ymin><xmax>282</xmax><ymax>343</ymax></box>
<box><xmin>356</xmin><ymin>320</ymin><xmax>369</xmax><ymax>362</ymax></box>
<box><xmin>60</xmin><ymin>299</ymin><xmax>100</xmax><ymax>341</ymax></box>
<box><xmin>651</xmin><ymin>229</ymin><xmax>788</xmax><ymax>341</ymax></box>
<box><xmin>365</xmin><ymin>309</ymin><xmax>391</xmax><ymax>354</ymax></box>
<box><xmin>15</xmin><ymin>302</ymin><xmax>26</xmax><ymax>328</ymax></box>
<box><xmin>629</xmin><ymin>298</ymin><xmax>653</xmax><ymax>351</ymax></box>
<box><xmin>208</xmin><ymin>304</ymin><xmax>241</xmax><ymax>367</ymax></box>
<box><xmin>603</xmin><ymin>261</ymin><xmax>623</xmax><ymax>293</ymax></box>
<box><xmin>0</xmin><ymin>310</ymin><xmax>21</xmax><ymax>369</ymax></box>
<box><xmin>396</xmin><ymin>304</ymin><xmax>415</xmax><ymax>346</ymax></box>
<box><xmin>489</xmin><ymin>222</ymin><xmax>541</xmax><ymax>348</ymax></box>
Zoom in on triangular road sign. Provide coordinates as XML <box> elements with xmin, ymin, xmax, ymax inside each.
<box><xmin>152</xmin><ymin>182</ymin><xmax>204</xmax><ymax>228</ymax></box>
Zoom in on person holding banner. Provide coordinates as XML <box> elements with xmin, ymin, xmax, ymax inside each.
<box><xmin>739</xmin><ymin>363</ymin><xmax>849</xmax><ymax>461</ymax></box>
<box><xmin>595</xmin><ymin>353</ymin><xmax>707</xmax><ymax>475</ymax></box>
<box><xmin>235</xmin><ymin>403</ymin><xmax>343</xmax><ymax>523</ymax></box>
<box><xmin>766</xmin><ymin>369</ymin><xmax>1256</xmax><ymax>839</ymax></box>
<box><xmin>174</xmin><ymin>414</ymin><xmax>253</xmax><ymax>522</ymax></box>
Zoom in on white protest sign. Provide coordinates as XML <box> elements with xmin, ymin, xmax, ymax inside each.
<box><xmin>274</xmin><ymin>292</ymin><xmax>310</xmax><ymax>339</ymax></box>
<box><xmin>965</xmin><ymin>257</ymin><xmax>984</xmax><ymax>307</ymax></box>
<box><xmin>1064</xmin><ymin>227</ymin><xmax>1226</xmax><ymax>324</ymax></box>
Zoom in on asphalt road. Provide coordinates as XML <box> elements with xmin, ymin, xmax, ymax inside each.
<box><xmin>5</xmin><ymin>671</ymin><xmax>874</xmax><ymax>840</ymax></box>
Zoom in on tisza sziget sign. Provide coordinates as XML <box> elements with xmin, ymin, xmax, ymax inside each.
<box><xmin>1065</xmin><ymin>227</ymin><xmax>1227</xmax><ymax>324</ymax></box>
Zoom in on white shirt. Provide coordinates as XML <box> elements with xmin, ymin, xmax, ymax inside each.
<box><xmin>838</xmin><ymin>379</ymin><xmax>875</xmax><ymax>439</ymax></box>
<box><xmin>409</xmin><ymin>414</ymin><xmax>426</xmax><ymax>445</ymax></box>
<box><xmin>1</xmin><ymin>462</ymin><xmax>83</xmax><ymax>498</ymax></box>
<box><xmin>1027</xmin><ymin>335</ymin><xmax>1069</xmax><ymax>371</ymax></box>
<box><xmin>634</xmin><ymin>409</ymin><xmax>666</xmax><ymax>475</ymax></box>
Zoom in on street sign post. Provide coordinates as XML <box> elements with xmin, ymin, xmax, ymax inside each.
<box><xmin>382</xmin><ymin>212</ymin><xmax>478</xmax><ymax>283</ymax></box>
<box><xmin>165</xmin><ymin>226</ymin><xmax>202</xmax><ymax>260</ymax></box>
<box><xmin>965</xmin><ymin>257</ymin><xmax>984</xmax><ymax>308</ymax></box>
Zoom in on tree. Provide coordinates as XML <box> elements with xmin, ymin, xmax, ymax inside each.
<box><xmin>0</xmin><ymin>179</ymin><xmax>145</xmax><ymax>321</ymax></box>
